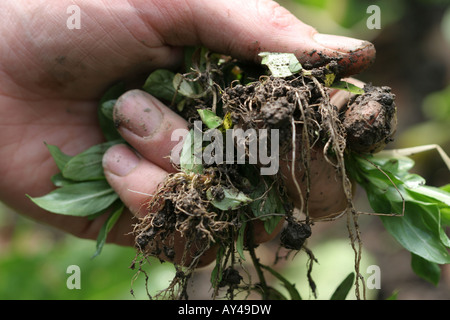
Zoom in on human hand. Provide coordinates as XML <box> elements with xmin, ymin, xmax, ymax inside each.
<box><xmin>0</xmin><ymin>0</ymin><xmax>374</xmax><ymax>266</ymax></box>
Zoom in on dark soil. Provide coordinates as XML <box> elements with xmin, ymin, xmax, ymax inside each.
<box><xmin>131</xmin><ymin>51</ymin><xmax>397</xmax><ymax>300</ymax></box>
<box><xmin>280</xmin><ymin>218</ymin><xmax>312</xmax><ymax>250</ymax></box>
<box><xmin>341</xmin><ymin>85</ymin><xmax>397</xmax><ymax>153</ymax></box>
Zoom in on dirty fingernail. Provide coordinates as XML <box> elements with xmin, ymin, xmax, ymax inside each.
<box><xmin>103</xmin><ymin>144</ymin><xmax>140</xmax><ymax>177</ymax></box>
<box><xmin>115</xmin><ymin>90</ymin><xmax>163</xmax><ymax>138</ymax></box>
<box><xmin>313</xmin><ymin>33</ymin><xmax>372</xmax><ymax>53</ymax></box>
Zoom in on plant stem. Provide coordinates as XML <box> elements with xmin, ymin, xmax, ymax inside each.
<box><xmin>246</xmin><ymin>221</ymin><xmax>269</xmax><ymax>299</ymax></box>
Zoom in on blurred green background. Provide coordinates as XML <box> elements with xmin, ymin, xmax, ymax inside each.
<box><xmin>0</xmin><ymin>202</ymin><xmax>176</xmax><ymax>299</ymax></box>
<box><xmin>1</xmin><ymin>0</ymin><xmax>449</xmax><ymax>300</ymax></box>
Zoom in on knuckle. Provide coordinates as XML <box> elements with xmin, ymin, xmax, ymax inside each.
<box><xmin>256</xmin><ymin>0</ymin><xmax>298</xmax><ymax>29</ymax></box>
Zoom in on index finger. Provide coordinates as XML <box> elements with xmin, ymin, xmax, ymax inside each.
<box><xmin>113</xmin><ymin>89</ymin><xmax>189</xmax><ymax>173</ymax></box>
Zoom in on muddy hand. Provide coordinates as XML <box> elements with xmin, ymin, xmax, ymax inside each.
<box><xmin>102</xmin><ymin>90</ymin><xmax>285</xmax><ymax>266</ymax></box>
<box><xmin>102</xmin><ymin>80</ymin><xmax>366</xmax><ymax>266</ymax></box>
<box><xmin>1</xmin><ymin>0</ymin><xmax>375</xmax><ymax>265</ymax></box>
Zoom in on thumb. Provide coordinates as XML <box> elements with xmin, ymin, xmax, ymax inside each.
<box><xmin>144</xmin><ymin>0</ymin><xmax>375</xmax><ymax>77</ymax></box>
<box><xmin>8</xmin><ymin>0</ymin><xmax>373</xmax><ymax>100</ymax></box>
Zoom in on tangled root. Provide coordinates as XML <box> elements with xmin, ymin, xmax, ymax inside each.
<box><xmin>130</xmin><ymin>53</ymin><xmax>396</xmax><ymax>300</ymax></box>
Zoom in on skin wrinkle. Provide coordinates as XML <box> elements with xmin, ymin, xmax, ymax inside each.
<box><xmin>98</xmin><ymin>1</ymin><xmax>184</xmax><ymax>74</ymax></box>
<box><xmin>0</xmin><ymin>29</ymin><xmax>47</xmax><ymax>100</ymax></box>
<box><xmin>0</xmin><ymin>96</ymin><xmax>100</xmax><ymax>193</ymax></box>
<box><xmin>94</xmin><ymin>1</ymin><xmax>160</xmax><ymax>53</ymax></box>
<box><xmin>2</xmin><ymin>1</ymin><xmax>179</xmax><ymax>101</ymax></box>
<box><xmin>190</xmin><ymin>2</ymin><xmax>260</xmax><ymax>59</ymax></box>
<box><xmin>133</xmin><ymin>0</ymin><xmax>256</xmax><ymax>58</ymax></box>
<box><xmin>1</xmin><ymin>4</ymin><xmax>79</xmax><ymax>98</ymax></box>
<box><xmin>0</xmin><ymin>110</ymin><xmax>105</xmax><ymax>237</ymax></box>
<box><xmin>179</xmin><ymin>0</ymin><xmax>200</xmax><ymax>47</ymax></box>
<box><xmin>258</xmin><ymin>0</ymin><xmax>298</xmax><ymax>30</ymax></box>
<box><xmin>0</xmin><ymin>120</ymin><xmax>97</xmax><ymax>182</ymax></box>
<box><xmin>0</xmin><ymin>134</ymin><xmax>49</xmax><ymax>198</ymax></box>
<box><xmin>131</xmin><ymin>0</ymin><xmax>182</xmax><ymax>45</ymax></box>
<box><xmin>128</xmin><ymin>0</ymin><xmax>168</xmax><ymax>46</ymax></box>
<box><xmin>0</xmin><ymin>96</ymin><xmax>98</xmax><ymax>126</ymax></box>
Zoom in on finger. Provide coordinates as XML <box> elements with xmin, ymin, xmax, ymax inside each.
<box><xmin>13</xmin><ymin>0</ymin><xmax>375</xmax><ymax>100</ymax></box>
<box><xmin>102</xmin><ymin>143</ymin><xmax>169</xmax><ymax>217</ymax></box>
<box><xmin>280</xmin><ymin>148</ymin><xmax>348</xmax><ymax>219</ymax></box>
<box><xmin>102</xmin><ymin>143</ymin><xmax>217</xmax><ymax>266</ymax></box>
<box><xmin>139</xmin><ymin>0</ymin><xmax>376</xmax><ymax>76</ymax></box>
<box><xmin>113</xmin><ymin>89</ymin><xmax>188</xmax><ymax>173</ymax></box>
<box><xmin>252</xmin><ymin>219</ymin><xmax>285</xmax><ymax>244</ymax></box>
<box><xmin>330</xmin><ymin>78</ymin><xmax>366</xmax><ymax>111</ymax></box>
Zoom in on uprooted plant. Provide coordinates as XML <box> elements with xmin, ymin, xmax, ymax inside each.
<box><xmin>29</xmin><ymin>47</ymin><xmax>450</xmax><ymax>300</ymax></box>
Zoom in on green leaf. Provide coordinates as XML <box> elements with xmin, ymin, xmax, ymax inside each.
<box><xmin>62</xmin><ymin>140</ymin><xmax>121</xmax><ymax>181</ymax></box>
<box><xmin>100</xmin><ymin>99</ymin><xmax>116</xmax><ymax>121</ymax></box>
<box><xmin>405</xmin><ymin>188</ymin><xmax>450</xmax><ymax>248</ymax></box>
<box><xmin>249</xmin><ymin>180</ymin><xmax>285</xmax><ymax>234</ymax></box>
<box><xmin>207</xmin><ymin>187</ymin><xmax>251</xmax><ymax>211</ymax></box>
<box><xmin>330</xmin><ymin>272</ymin><xmax>355</xmax><ymax>300</ymax></box>
<box><xmin>173</xmin><ymin>73</ymin><xmax>195</xmax><ymax>97</ymax></box>
<box><xmin>27</xmin><ymin>180</ymin><xmax>118</xmax><ymax>217</ymax></box>
<box><xmin>379</xmin><ymin>199</ymin><xmax>450</xmax><ymax>264</ymax></box>
<box><xmin>183</xmin><ymin>46</ymin><xmax>197</xmax><ymax>73</ymax></box>
<box><xmin>260</xmin><ymin>265</ymin><xmax>301</xmax><ymax>300</ymax></box>
<box><xmin>411</xmin><ymin>253</ymin><xmax>441</xmax><ymax>286</ymax></box>
<box><xmin>45</xmin><ymin>143</ymin><xmax>72</xmax><ymax>172</ymax></box>
<box><xmin>411</xmin><ymin>185</ymin><xmax>450</xmax><ymax>207</ymax></box>
<box><xmin>386</xmin><ymin>290</ymin><xmax>399</xmax><ymax>300</ymax></box>
<box><xmin>50</xmin><ymin>173</ymin><xmax>76</xmax><ymax>187</ymax></box>
<box><xmin>142</xmin><ymin>69</ymin><xmax>181</xmax><ymax>103</ymax></box>
<box><xmin>329</xmin><ymin>80</ymin><xmax>365</xmax><ymax>94</ymax></box>
<box><xmin>92</xmin><ymin>202</ymin><xmax>124</xmax><ymax>258</ymax></box>
<box><xmin>347</xmin><ymin>153</ymin><xmax>450</xmax><ymax>266</ymax></box>
<box><xmin>197</xmin><ymin>109</ymin><xmax>223</xmax><ymax>129</ymax></box>
<box><xmin>173</xmin><ymin>73</ymin><xmax>206</xmax><ymax>98</ymax></box>
<box><xmin>324</xmin><ymin>73</ymin><xmax>336</xmax><ymax>87</ymax></box>
<box><xmin>264</xmin><ymin>287</ymin><xmax>288</xmax><ymax>300</ymax></box>
<box><xmin>259</xmin><ymin>52</ymin><xmax>302</xmax><ymax>77</ymax></box>
<box><xmin>440</xmin><ymin>184</ymin><xmax>450</xmax><ymax>226</ymax></box>
<box><xmin>98</xmin><ymin>82</ymin><xmax>126</xmax><ymax>141</ymax></box>
<box><xmin>210</xmin><ymin>246</ymin><xmax>225</xmax><ymax>288</ymax></box>
<box><xmin>223</xmin><ymin>112</ymin><xmax>233</xmax><ymax>130</ymax></box>
<box><xmin>441</xmin><ymin>207</ymin><xmax>450</xmax><ymax>226</ymax></box>
<box><xmin>179</xmin><ymin>129</ymin><xmax>203</xmax><ymax>174</ymax></box>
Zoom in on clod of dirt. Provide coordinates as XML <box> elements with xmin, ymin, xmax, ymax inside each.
<box><xmin>341</xmin><ymin>85</ymin><xmax>397</xmax><ymax>153</ymax></box>
<box><xmin>260</xmin><ymin>97</ymin><xmax>295</xmax><ymax>128</ymax></box>
<box><xmin>280</xmin><ymin>219</ymin><xmax>312</xmax><ymax>250</ymax></box>
<box><xmin>222</xmin><ymin>76</ymin><xmax>322</xmax><ymax>155</ymax></box>
<box><xmin>133</xmin><ymin>170</ymin><xmax>233</xmax><ymax>266</ymax></box>
<box><xmin>219</xmin><ymin>267</ymin><xmax>243</xmax><ymax>288</ymax></box>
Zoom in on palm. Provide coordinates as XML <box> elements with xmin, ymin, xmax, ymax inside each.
<box><xmin>0</xmin><ymin>2</ymin><xmax>177</xmax><ymax>244</ymax></box>
<box><xmin>0</xmin><ymin>93</ymin><xmax>123</xmax><ymax>238</ymax></box>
